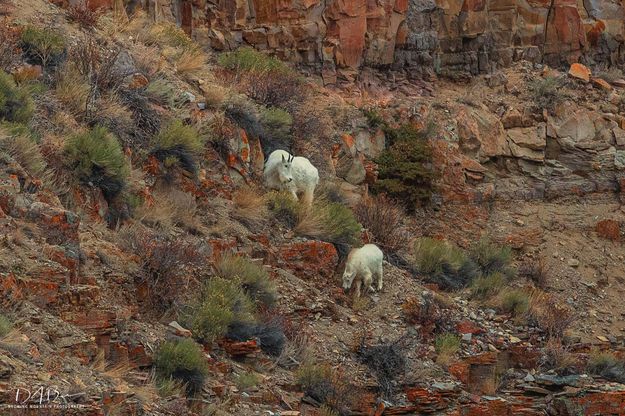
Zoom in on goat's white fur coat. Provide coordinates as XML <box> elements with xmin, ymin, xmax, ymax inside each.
<box><xmin>263</xmin><ymin>150</ymin><xmax>319</xmax><ymax>206</ymax></box>
<box><xmin>342</xmin><ymin>244</ymin><xmax>384</xmax><ymax>299</ymax></box>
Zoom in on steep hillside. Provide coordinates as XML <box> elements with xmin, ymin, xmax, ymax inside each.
<box><xmin>2</xmin><ymin>1</ymin><xmax>625</xmax><ymax>416</ymax></box>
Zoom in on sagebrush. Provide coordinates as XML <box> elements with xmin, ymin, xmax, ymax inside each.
<box><xmin>154</xmin><ymin>338</ymin><xmax>208</xmax><ymax>396</ymax></box>
<box><xmin>64</xmin><ymin>126</ymin><xmax>129</xmax><ymax>201</ymax></box>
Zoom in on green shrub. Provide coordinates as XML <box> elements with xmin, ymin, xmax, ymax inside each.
<box><xmin>266</xmin><ymin>191</ymin><xmax>301</xmax><ymax>228</ymax></box>
<box><xmin>363</xmin><ymin>108</ymin><xmax>385</xmax><ymax>129</ymax></box>
<box><xmin>529</xmin><ymin>76</ymin><xmax>567</xmax><ymax>113</ymax></box>
<box><xmin>587</xmin><ymin>350</ymin><xmax>625</xmax><ymax>383</ymax></box>
<box><xmin>64</xmin><ymin>126</ymin><xmax>129</xmax><ymax>200</ymax></box>
<box><xmin>414</xmin><ymin>238</ymin><xmax>462</xmax><ymax>275</ymax></box>
<box><xmin>218</xmin><ymin>47</ymin><xmax>290</xmax><ymax>74</ymax></box>
<box><xmin>145</xmin><ymin>78</ymin><xmax>178</xmax><ymax>107</ymax></box>
<box><xmin>0</xmin><ymin>123</ymin><xmax>46</xmax><ymax>178</ymax></box>
<box><xmin>152</xmin><ymin>120</ymin><xmax>203</xmax><ymax>174</ymax></box>
<box><xmin>235</xmin><ymin>371</ymin><xmax>260</xmax><ymax>391</ymax></box>
<box><xmin>434</xmin><ymin>333</ymin><xmax>461</xmax><ymax>355</ymax></box>
<box><xmin>0</xmin><ymin>70</ymin><xmax>34</xmax><ymax>124</ymax></box>
<box><xmin>296</xmin><ymin>362</ymin><xmax>334</xmax><ymax>403</ymax></box>
<box><xmin>0</xmin><ymin>314</ymin><xmax>12</xmax><ymax>337</ymax></box>
<box><xmin>469</xmin><ymin>238</ymin><xmax>514</xmax><ymax>277</ymax></box>
<box><xmin>319</xmin><ymin>406</ymin><xmax>340</xmax><ymax>416</ymax></box>
<box><xmin>470</xmin><ymin>272</ymin><xmax>505</xmax><ymax>300</ymax></box>
<box><xmin>145</xmin><ymin>23</ymin><xmax>193</xmax><ymax>49</ymax></box>
<box><xmin>156</xmin><ymin>377</ymin><xmax>185</xmax><ymax>398</ymax></box>
<box><xmin>1</xmin><ymin>121</ymin><xmax>32</xmax><ymax>138</ymax></box>
<box><xmin>20</xmin><ymin>26</ymin><xmax>65</xmax><ymax>68</ymax></box>
<box><xmin>413</xmin><ymin>237</ymin><xmax>478</xmax><ymax>290</ymax></box>
<box><xmin>500</xmin><ymin>289</ymin><xmax>530</xmax><ymax>317</ymax></box>
<box><xmin>372</xmin><ymin>124</ymin><xmax>435</xmax><ymax>210</ymax></box>
<box><xmin>296</xmin><ymin>198</ymin><xmax>362</xmax><ymax>247</ymax></box>
<box><xmin>216</xmin><ymin>255</ymin><xmax>277</xmax><ymax>308</ymax></box>
<box><xmin>183</xmin><ymin>277</ymin><xmax>255</xmax><ymax>343</ymax></box>
<box><xmin>219</xmin><ymin>47</ymin><xmax>304</xmax><ymax>109</ymax></box>
<box><xmin>260</xmin><ymin>107</ymin><xmax>292</xmax><ymax>145</ymax></box>
<box><xmin>154</xmin><ymin>338</ymin><xmax>208</xmax><ymax>396</ymax></box>
<box><xmin>434</xmin><ymin>333</ymin><xmax>461</xmax><ymax>365</ymax></box>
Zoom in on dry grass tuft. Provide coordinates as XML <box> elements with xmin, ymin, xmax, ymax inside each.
<box><xmin>175</xmin><ymin>46</ymin><xmax>205</xmax><ymax>77</ymax></box>
<box><xmin>232</xmin><ymin>187</ymin><xmax>268</xmax><ymax>225</ymax></box>
<box><xmin>55</xmin><ymin>63</ymin><xmax>90</xmax><ymax>117</ymax></box>
<box><xmin>203</xmin><ymin>83</ymin><xmax>229</xmax><ymax>109</ymax></box>
<box><xmin>134</xmin><ymin>187</ymin><xmax>201</xmax><ymax>232</ymax></box>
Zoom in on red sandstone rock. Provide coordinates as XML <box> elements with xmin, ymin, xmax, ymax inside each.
<box><xmin>592</xmin><ymin>77</ymin><xmax>612</xmax><ymax>90</ymax></box>
<box><xmin>276</xmin><ymin>240</ymin><xmax>338</xmax><ymax>279</ymax></box>
<box><xmin>221</xmin><ymin>339</ymin><xmax>260</xmax><ymax>357</ymax></box>
<box><xmin>127</xmin><ymin>73</ymin><xmax>149</xmax><ymax>89</ymax></box>
<box><xmin>456</xmin><ymin>320</ymin><xmax>484</xmax><ymax>335</ymax></box>
<box><xmin>596</xmin><ymin>219</ymin><xmax>621</xmax><ymax>241</ymax></box>
<box><xmin>568</xmin><ymin>63</ymin><xmax>591</xmax><ymax>82</ymax></box>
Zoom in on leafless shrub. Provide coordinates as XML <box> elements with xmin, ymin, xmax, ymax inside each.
<box><xmin>0</xmin><ymin>24</ymin><xmax>20</xmax><ymax>72</ymax></box>
<box><xmin>67</xmin><ymin>2</ymin><xmax>102</xmax><ymax>29</ymax></box>
<box><xmin>402</xmin><ymin>293</ymin><xmax>456</xmax><ymax>338</ymax></box>
<box><xmin>69</xmin><ymin>37</ymin><xmax>127</xmax><ymax>94</ymax></box>
<box><xmin>119</xmin><ymin>88</ymin><xmax>162</xmax><ymax>146</ymax></box>
<box><xmin>540</xmin><ymin>338</ymin><xmax>577</xmax><ymax>375</ymax></box>
<box><xmin>527</xmin><ymin>289</ymin><xmax>576</xmax><ymax>338</ymax></box>
<box><xmin>357</xmin><ymin>337</ymin><xmax>407</xmax><ymax>399</ymax></box>
<box><xmin>354</xmin><ymin>194</ymin><xmax>410</xmax><ymax>254</ymax></box>
<box><xmin>274</xmin><ymin>315</ymin><xmax>313</xmax><ymax>369</ymax></box>
<box><xmin>120</xmin><ymin>227</ymin><xmax>205</xmax><ymax>310</ymax></box>
<box><xmin>131</xmin><ymin>43</ymin><xmax>163</xmax><ymax>77</ymax></box>
<box><xmin>518</xmin><ymin>256</ymin><xmax>549</xmax><ymax>288</ymax></box>
<box><xmin>242</xmin><ymin>70</ymin><xmax>306</xmax><ymax>110</ymax></box>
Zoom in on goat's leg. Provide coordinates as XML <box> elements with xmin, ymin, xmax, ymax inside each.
<box><xmin>354</xmin><ymin>279</ymin><xmax>362</xmax><ymax>300</ymax></box>
<box><xmin>375</xmin><ymin>264</ymin><xmax>383</xmax><ymax>291</ymax></box>
<box><xmin>363</xmin><ymin>271</ymin><xmax>374</xmax><ymax>293</ymax></box>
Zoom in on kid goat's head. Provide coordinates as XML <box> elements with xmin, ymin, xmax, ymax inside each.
<box><xmin>342</xmin><ymin>263</ymin><xmax>355</xmax><ymax>292</ymax></box>
<box><xmin>278</xmin><ymin>153</ymin><xmax>294</xmax><ymax>184</ymax></box>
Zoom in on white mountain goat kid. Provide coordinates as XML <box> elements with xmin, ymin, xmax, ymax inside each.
<box><xmin>263</xmin><ymin>150</ymin><xmax>319</xmax><ymax>206</ymax></box>
<box><xmin>342</xmin><ymin>244</ymin><xmax>384</xmax><ymax>299</ymax></box>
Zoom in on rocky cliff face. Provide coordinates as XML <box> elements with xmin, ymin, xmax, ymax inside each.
<box><xmin>134</xmin><ymin>0</ymin><xmax>624</xmax><ymax>81</ymax></box>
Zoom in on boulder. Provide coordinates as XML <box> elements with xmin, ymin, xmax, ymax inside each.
<box><xmin>592</xmin><ymin>77</ymin><xmax>613</xmax><ymax>90</ymax></box>
<box><xmin>568</xmin><ymin>63</ymin><xmax>591</xmax><ymax>82</ymax></box>
<box><xmin>456</xmin><ymin>107</ymin><xmax>509</xmax><ymax>162</ymax></box>
<box><xmin>334</xmin><ymin>134</ymin><xmax>368</xmax><ymax>185</ymax></box>
<box><xmin>506</xmin><ymin>124</ymin><xmax>547</xmax><ymax>162</ymax></box>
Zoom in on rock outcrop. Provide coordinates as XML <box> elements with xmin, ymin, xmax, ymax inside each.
<box><xmin>115</xmin><ymin>0</ymin><xmax>625</xmax><ymax>81</ymax></box>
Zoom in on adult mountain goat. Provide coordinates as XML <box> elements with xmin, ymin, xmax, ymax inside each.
<box><xmin>263</xmin><ymin>150</ymin><xmax>319</xmax><ymax>206</ymax></box>
<box><xmin>342</xmin><ymin>244</ymin><xmax>384</xmax><ymax>299</ymax></box>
